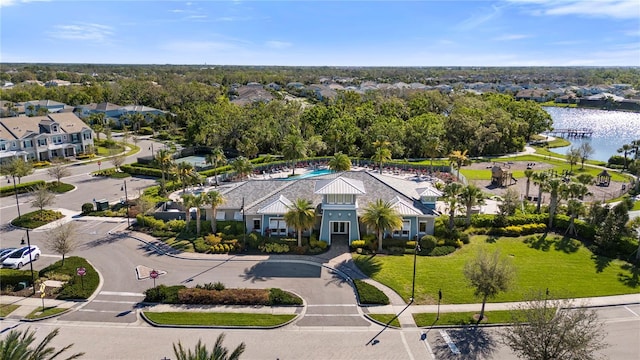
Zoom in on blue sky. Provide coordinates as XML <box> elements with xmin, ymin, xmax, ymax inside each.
<box><xmin>1</xmin><ymin>0</ymin><xmax>639</xmax><ymax>66</ymax></box>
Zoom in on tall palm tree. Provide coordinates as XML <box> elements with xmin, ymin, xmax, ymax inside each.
<box><xmin>207</xmin><ymin>190</ymin><xmax>226</xmax><ymax>234</ymax></box>
<box><xmin>173</xmin><ymin>333</ymin><xmax>245</xmax><ymax>360</ymax></box>
<box><xmin>448</xmin><ymin>149</ymin><xmax>469</xmax><ymax>181</ymax></box>
<box><xmin>0</xmin><ymin>327</ymin><xmax>84</xmax><ymax>360</ymax></box>
<box><xmin>564</xmin><ymin>199</ymin><xmax>586</xmax><ymax>236</ymax></box>
<box><xmin>328</xmin><ymin>152</ymin><xmax>351</xmax><ymax>172</ymax></box>
<box><xmin>618</xmin><ymin>143</ymin><xmax>633</xmax><ymax>169</ymax></box>
<box><xmin>181</xmin><ymin>193</ymin><xmax>195</xmax><ymax>229</ymax></box>
<box><xmin>205</xmin><ymin>147</ymin><xmax>226</xmax><ymax>186</ymax></box>
<box><xmin>523</xmin><ymin>169</ymin><xmax>534</xmax><ymax>200</ymax></box>
<box><xmin>532</xmin><ymin>172</ymin><xmax>550</xmax><ymax>213</ymax></box>
<box><xmin>284</xmin><ymin>198</ymin><xmax>316</xmax><ymax>247</ymax></box>
<box><xmin>575</xmin><ymin>173</ymin><xmax>594</xmax><ymax>187</ymax></box>
<box><xmin>155</xmin><ymin>149</ymin><xmax>174</xmax><ymax>195</ymax></box>
<box><xmin>188</xmin><ymin>193</ymin><xmax>207</xmax><ymax>236</ymax></box>
<box><xmin>443</xmin><ymin>182</ymin><xmax>465</xmax><ymax>230</ymax></box>
<box><xmin>423</xmin><ymin>139</ymin><xmax>444</xmax><ymax>172</ymax></box>
<box><xmin>545</xmin><ymin>178</ymin><xmax>564</xmax><ymax>229</ymax></box>
<box><xmin>173</xmin><ymin>162</ymin><xmax>195</xmax><ymax>193</ymax></box>
<box><xmin>458</xmin><ymin>184</ymin><xmax>485</xmax><ymax>226</ymax></box>
<box><xmin>231</xmin><ymin>156</ymin><xmax>253</xmax><ymax>180</ymax></box>
<box><xmin>282</xmin><ymin>134</ymin><xmax>307</xmax><ymax>176</ymax></box>
<box><xmin>361</xmin><ymin>199</ymin><xmax>403</xmax><ymax>252</ymax></box>
<box><xmin>372</xmin><ymin>139</ymin><xmax>392</xmax><ymax>174</ymax></box>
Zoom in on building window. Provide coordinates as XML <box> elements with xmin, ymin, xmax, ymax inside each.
<box><xmin>38</xmin><ymin>138</ymin><xmax>47</xmax><ymax>146</ymax></box>
<box><xmin>52</xmin><ymin>125</ymin><xmax>58</xmax><ymax>132</ymax></box>
<box><xmin>234</xmin><ymin>211</ymin><xmax>243</xmax><ymax>221</ymax></box>
<box><xmin>71</xmin><ymin>134</ymin><xmax>79</xmax><ymax>142</ymax></box>
<box><xmin>269</xmin><ymin>218</ymin><xmax>287</xmax><ymax>235</ymax></box>
<box><xmin>216</xmin><ymin>211</ymin><xmax>225</xmax><ymax>220</ymax></box>
<box><xmin>0</xmin><ymin>143</ymin><xmax>5</xmax><ymax>150</ymax></box>
<box><xmin>253</xmin><ymin>219</ymin><xmax>261</xmax><ymax>231</ymax></box>
<box><xmin>394</xmin><ymin>220</ymin><xmax>411</xmax><ymax>237</ymax></box>
<box><xmin>23</xmin><ymin>140</ymin><xmax>32</xmax><ymax>148</ymax></box>
<box><xmin>419</xmin><ymin>221</ymin><xmax>427</xmax><ymax>233</ymax></box>
<box><xmin>326</xmin><ymin>194</ymin><xmax>353</xmax><ymax>204</ymax></box>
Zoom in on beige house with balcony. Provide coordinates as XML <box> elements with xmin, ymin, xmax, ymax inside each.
<box><xmin>0</xmin><ymin>113</ymin><xmax>95</xmax><ymax>165</ymax></box>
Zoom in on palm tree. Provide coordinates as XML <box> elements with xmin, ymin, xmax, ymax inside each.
<box><xmin>155</xmin><ymin>149</ymin><xmax>174</xmax><ymax>195</ymax></box>
<box><xmin>371</xmin><ymin>139</ymin><xmax>392</xmax><ymax>174</ymax></box>
<box><xmin>284</xmin><ymin>198</ymin><xmax>315</xmax><ymax>247</ymax></box>
<box><xmin>545</xmin><ymin>178</ymin><xmax>563</xmax><ymax>229</ymax></box>
<box><xmin>575</xmin><ymin>173</ymin><xmax>594</xmax><ymax>186</ymax></box>
<box><xmin>458</xmin><ymin>184</ymin><xmax>485</xmax><ymax>226</ymax></box>
<box><xmin>532</xmin><ymin>172</ymin><xmax>550</xmax><ymax>213</ymax></box>
<box><xmin>361</xmin><ymin>199</ymin><xmax>403</xmax><ymax>252</ymax></box>
<box><xmin>564</xmin><ymin>199</ymin><xmax>586</xmax><ymax>236</ymax></box>
<box><xmin>618</xmin><ymin>143</ymin><xmax>633</xmax><ymax>169</ymax></box>
<box><xmin>328</xmin><ymin>152</ymin><xmax>351</xmax><ymax>172</ymax></box>
<box><xmin>0</xmin><ymin>327</ymin><xmax>84</xmax><ymax>360</ymax></box>
<box><xmin>205</xmin><ymin>147</ymin><xmax>226</xmax><ymax>186</ymax></box>
<box><xmin>173</xmin><ymin>162</ymin><xmax>195</xmax><ymax>193</ymax></box>
<box><xmin>188</xmin><ymin>193</ymin><xmax>207</xmax><ymax>236</ymax></box>
<box><xmin>423</xmin><ymin>139</ymin><xmax>444</xmax><ymax>172</ymax></box>
<box><xmin>207</xmin><ymin>190</ymin><xmax>226</xmax><ymax>234</ymax></box>
<box><xmin>282</xmin><ymin>134</ymin><xmax>307</xmax><ymax>176</ymax></box>
<box><xmin>173</xmin><ymin>333</ymin><xmax>245</xmax><ymax>360</ymax></box>
<box><xmin>448</xmin><ymin>149</ymin><xmax>469</xmax><ymax>181</ymax></box>
<box><xmin>181</xmin><ymin>193</ymin><xmax>195</xmax><ymax>229</ymax></box>
<box><xmin>443</xmin><ymin>182</ymin><xmax>465</xmax><ymax>230</ymax></box>
<box><xmin>523</xmin><ymin>169</ymin><xmax>534</xmax><ymax>200</ymax></box>
<box><xmin>231</xmin><ymin>156</ymin><xmax>253</xmax><ymax>180</ymax></box>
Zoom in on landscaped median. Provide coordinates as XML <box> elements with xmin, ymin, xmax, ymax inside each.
<box><xmin>140</xmin><ymin>283</ymin><xmax>303</xmax><ymax>328</ymax></box>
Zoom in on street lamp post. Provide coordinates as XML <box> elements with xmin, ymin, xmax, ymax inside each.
<box><xmin>121</xmin><ymin>180</ymin><xmax>130</xmax><ymax>228</ymax></box>
<box><xmin>241</xmin><ymin>197</ymin><xmax>246</xmax><ymax>251</ymax></box>
<box><xmin>25</xmin><ymin>228</ymin><xmax>35</xmax><ymax>295</ymax></box>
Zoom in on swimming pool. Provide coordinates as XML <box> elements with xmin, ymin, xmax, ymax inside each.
<box><xmin>284</xmin><ymin>168</ymin><xmax>334</xmax><ymax>180</ymax></box>
<box><xmin>176</xmin><ymin>155</ymin><xmax>208</xmax><ymax>168</ymax></box>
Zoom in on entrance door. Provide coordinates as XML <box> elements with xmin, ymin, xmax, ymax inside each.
<box><xmin>332</xmin><ymin>221</ymin><xmax>349</xmax><ymax>234</ymax></box>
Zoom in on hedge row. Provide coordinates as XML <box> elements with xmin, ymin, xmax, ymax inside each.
<box><xmin>0</xmin><ymin>180</ymin><xmax>45</xmax><ymax>197</ymax></box>
<box><xmin>144</xmin><ymin>285</ymin><xmax>302</xmax><ymax>306</ymax></box>
<box><xmin>471</xmin><ymin>213</ymin><xmax>548</xmax><ymax>228</ymax></box>
<box><xmin>0</xmin><ymin>269</ymin><xmax>37</xmax><ymax>290</ymax></box>
<box><xmin>488</xmin><ymin>223</ymin><xmax>547</xmax><ymax>237</ymax></box>
<box><xmin>121</xmin><ymin>164</ymin><xmax>163</xmax><ymax>178</ymax></box>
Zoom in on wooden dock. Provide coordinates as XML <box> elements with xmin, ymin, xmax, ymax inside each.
<box><xmin>544</xmin><ymin>128</ymin><xmax>593</xmax><ymax>138</ymax></box>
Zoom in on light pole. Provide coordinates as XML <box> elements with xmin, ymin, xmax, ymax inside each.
<box><xmin>437</xmin><ymin>289</ymin><xmax>442</xmax><ymax>321</ymax></box>
<box><xmin>25</xmin><ymin>228</ymin><xmax>35</xmax><ymax>295</ymax></box>
<box><xmin>121</xmin><ymin>180</ymin><xmax>130</xmax><ymax>228</ymax></box>
<box><xmin>149</xmin><ymin>143</ymin><xmax>154</xmax><ymax>157</ymax></box>
<box><xmin>241</xmin><ymin>197</ymin><xmax>246</xmax><ymax>251</ymax></box>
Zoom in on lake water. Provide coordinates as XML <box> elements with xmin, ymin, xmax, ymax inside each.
<box><xmin>544</xmin><ymin>107</ymin><xmax>640</xmax><ymax>162</ymax></box>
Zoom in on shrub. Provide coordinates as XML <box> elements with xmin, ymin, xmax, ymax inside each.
<box><xmin>429</xmin><ymin>246</ymin><xmax>456</xmax><ymax>256</ymax></box>
<box><xmin>120</xmin><ymin>164</ymin><xmax>163</xmax><ymax>178</ymax></box>
<box><xmin>247</xmin><ymin>232</ymin><xmax>263</xmax><ymax>249</ymax></box>
<box><xmin>217</xmin><ymin>221</ymin><xmax>245</xmax><ymax>235</ymax></box>
<box><xmin>259</xmin><ymin>243</ymin><xmax>290</xmax><ymax>253</ymax></box>
<box><xmin>144</xmin><ymin>285</ymin><xmax>186</xmax><ymax>303</ymax></box>
<box><xmin>138</xmin><ymin>127</ymin><xmax>154</xmax><ymax>135</ymax></box>
<box><xmin>316</xmin><ymin>240</ymin><xmax>328</xmax><ymax>250</ymax></box>
<box><xmin>0</xmin><ymin>180</ymin><xmax>46</xmax><ymax>197</ymax></box>
<box><xmin>269</xmin><ymin>288</ymin><xmax>303</xmax><ymax>305</ymax></box>
<box><xmin>193</xmin><ymin>238</ymin><xmax>208</xmax><ymax>253</ymax></box>
<box><xmin>81</xmin><ymin>202</ymin><xmax>94</xmax><ymax>214</ymax></box>
<box><xmin>46</xmin><ymin>182</ymin><xmax>74</xmax><ymax>193</ymax></box>
<box><xmin>166</xmin><ymin>219</ymin><xmax>186</xmax><ymax>232</ymax></box>
<box><xmin>353</xmin><ymin>279</ymin><xmax>389</xmax><ymax>305</ymax></box>
<box><xmin>0</xmin><ymin>269</ymin><xmax>36</xmax><ymax>290</ymax></box>
<box><xmin>350</xmin><ymin>240</ymin><xmax>366</xmax><ymax>249</ymax></box>
<box><xmin>178</xmin><ymin>288</ymin><xmax>270</xmax><ymax>305</ymax></box>
<box><xmin>419</xmin><ymin>235</ymin><xmax>438</xmax><ymax>252</ymax></box>
<box><xmin>204</xmin><ymin>233</ymin><xmax>222</xmax><ymax>246</ymax></box>
<box><xmin>196</xmin><ymin>282</ymin><xmax>225</xmax><ymax>291</ymax></box>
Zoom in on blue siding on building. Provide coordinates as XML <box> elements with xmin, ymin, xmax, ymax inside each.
<box><xmin>319</xmin><ymin>209</ymin><xmax>359</xmax><ymax>245</ymax></box>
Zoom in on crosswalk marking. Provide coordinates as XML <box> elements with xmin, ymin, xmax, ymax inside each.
<box><xmin>99</xmin><ymin>291</ymin><xmax>145</xmax><ymax>297</ymax></box>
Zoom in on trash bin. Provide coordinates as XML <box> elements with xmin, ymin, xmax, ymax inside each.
<box><xmin>17</xmin><ymin>281</ymin><xmax>28</xmax><ymax>290</ymax></box>
<box><xmin>96</xmin><ymin>199</ymin><xmax>109</xmax><ymax>211</ymax></box>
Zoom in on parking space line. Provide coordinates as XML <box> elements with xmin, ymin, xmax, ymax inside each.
<box><xmin>624</xmin><ymin>306</ymin><xmax>639</xmax><ymax>317</ymax></box>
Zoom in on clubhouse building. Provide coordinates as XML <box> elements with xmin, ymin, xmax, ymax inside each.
<box><xmin>201</xmin><ymin>170</ymin><xmax>442</xmax><ymax>245</ymax></box>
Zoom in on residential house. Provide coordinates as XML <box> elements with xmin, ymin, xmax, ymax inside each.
<box><xmin>202</xmin><ymin>171</ymin><xmax>440</xmax><ymax>245</ymax></box>
<box><xmin>0</xmin><ymin>112</ymin><xmax>95</xmax><ymax>165</ymax></box>
<box><xmin>22</xmin><ymin>100</ymin><xmax>72</xmax><ymax>115</ymax></box>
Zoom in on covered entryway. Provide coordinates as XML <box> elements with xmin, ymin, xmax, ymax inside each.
<box><xmin>330</xmin><ymin>221</ymin><xmax>350</xmax><ymax>245</ymax></box>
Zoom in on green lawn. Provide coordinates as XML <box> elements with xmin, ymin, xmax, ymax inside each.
<box><xmin>143</xmin><ymin>312</ymin><xmax>296</xmax><ymax>327</ymax></box>
<box><xmin>25</xmin><ymin>306</ymin><xmax>67</xmax><ymax>319</ymax></box>
<box><xmin>46</xmin><ymin>181</ymin><xmax>75</xmax><ymax>193</ymax></box>
<box><xmin>413</xmin><ymin>310</ymin><xmax>516</xmax><ymax>327</ymax></box>
<box><xmin>366</xmin><ymin>314</ymin><xmax>401</xmax><ymax>327</ymax></box>
<box><xmin>39</xmin><ymin>257</ymin><xmax>99</xmax><ymax>300</ymax></box>
<box><xmin>0</xmin><ymin>304</ymin><xmax>19</xmax><ymax>317</ymax></box>
<box><xmin>354</xmin><ymin>235</ymin><xmax>639</xmax><ymax>305</ymax></box>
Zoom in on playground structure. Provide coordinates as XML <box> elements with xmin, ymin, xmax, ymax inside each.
<box><xmin>491</xmin><ymin>165</ymin><xmax>517</xmax><ymax>187</ymax></box>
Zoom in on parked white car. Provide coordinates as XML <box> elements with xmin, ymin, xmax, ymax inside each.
<box><xmin>2</xmin><ymin>245</ymin><xmax>41</xmax><ymax>269</ymax></box>
<box><xmin>0</xmin><ymin>248</ymin><xmax>17</xmax><ymax>263</ymax></box>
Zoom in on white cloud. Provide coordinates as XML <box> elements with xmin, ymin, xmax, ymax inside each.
<box><xmin>457</xmin><ymin>4</ymin><xmax>505</xmax><ymax>30</ymax></box>
<box><xmin>507</xmin><ymin>0</ymin><xmax>640</xmax><ymax>20</ymax></box>
<box><xmin>169</xmin><ymin>9</ymin><xmax>184</xmax><ymax>13</ymax></box>
<box><xmin>493</xmin><ymin>34</ymin><xmax>532</xmax><ymax>41</ymax></box>
<box><xmin>48</xmin><ymin>23</ymin><xmax>114</xmax><ymax>43</ymax></box>
<box><xmin>1</xmin><ymin>0</ymin><xmax>50</xmax><ymax>6</ymax></box>
<box><xmin>265</xmin><ymin>41</ymin><xmax>292</xmax><ymax>49</ymax></box>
